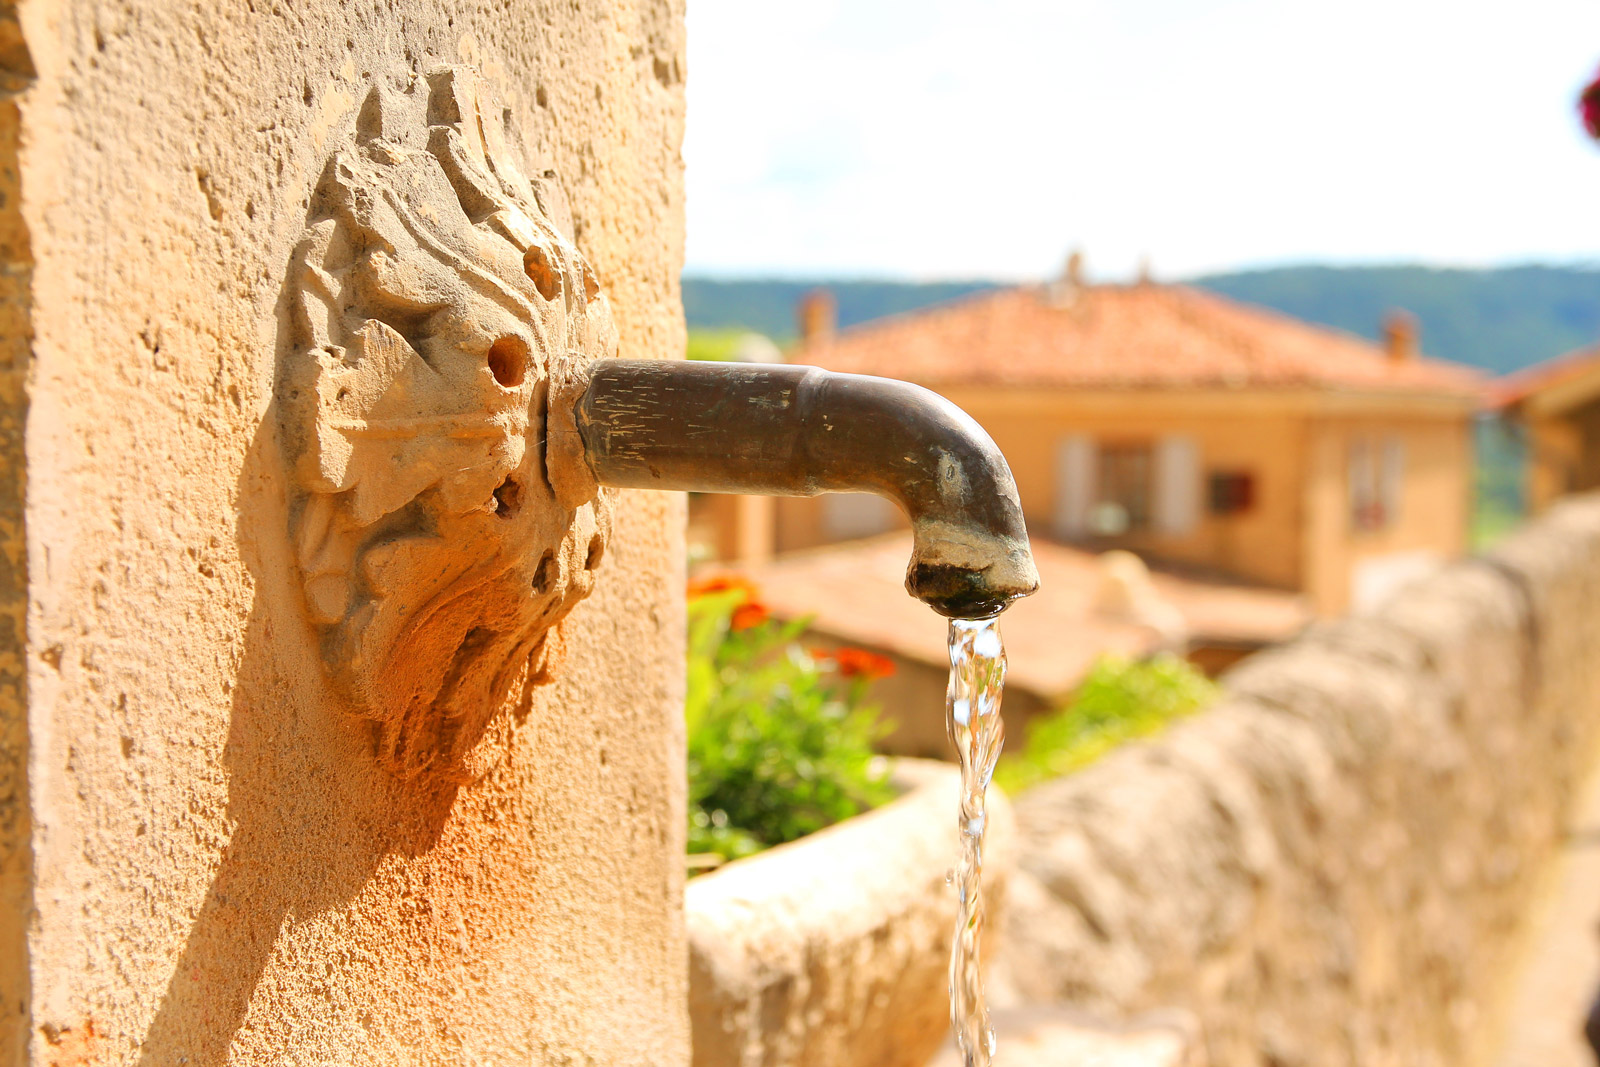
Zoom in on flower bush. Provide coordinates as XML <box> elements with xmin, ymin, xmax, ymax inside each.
<box><xmin>994</xmin><ymin>652</ymin><xmax>1219</xmax><ymax>795</ymax></box>
<box><xmin>686</xmin><ymin>575</ymin><xmax>895</xmax><ymax>865</ymax></box>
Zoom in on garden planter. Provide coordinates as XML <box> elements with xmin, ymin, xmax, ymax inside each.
<box><xmin>686</xmin><ymin>758</ymin><xmax>1017</xmax><ymax>1067</ymax></box>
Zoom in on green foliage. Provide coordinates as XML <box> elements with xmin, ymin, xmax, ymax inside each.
<box><xmin>1195</xmin><ymin>264</ymin><xmax>1600</xmax><ymax>376</ymax></box>
<box><xmin>1473</xmin><ymin>415</ymin><xmax>1526</xmax><ymax>549</ymax></box>
<box><xmin>685</xmin><ymin>328</ymin><xmax>749</xmax><ymax>362</ymax></box>
<box><xmin>995</xmin><ymin>653</ymin><xmax>1219</xmax><ymax>795</ymax></box>
<box><xmin>686</xmin><ymin>582</ymin><xmax>893</xmax><ymax>864</ymax></box>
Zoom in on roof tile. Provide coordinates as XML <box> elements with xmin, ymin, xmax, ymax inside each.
<box><xmin>793</xmin><ymin>284</ymin><xmax>1483</xmax><ymax>396</ymax></box>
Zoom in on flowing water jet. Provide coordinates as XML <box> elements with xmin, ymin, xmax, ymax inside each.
<box><xmin>946</xmin><ymin>615</ymin><xmax>1007</xmax><ymax>1066</ymax></box>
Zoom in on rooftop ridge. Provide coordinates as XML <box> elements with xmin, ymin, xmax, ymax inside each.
<box><xmin>788</xmin><ymin>281</ymin><xmax>1484</xmax><ymax>398</ymax></box>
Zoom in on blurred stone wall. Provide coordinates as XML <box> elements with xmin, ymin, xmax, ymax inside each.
<box><xmin>1001</xmin><ymin>493</ymin><xmax>1600</xmax><ymax>1067</ymax></box>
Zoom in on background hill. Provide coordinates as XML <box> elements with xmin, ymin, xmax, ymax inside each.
<box><xmin>684</xmin><ymin>264</ymin><xmax>1600</xmax><ymax>375</ymax></box>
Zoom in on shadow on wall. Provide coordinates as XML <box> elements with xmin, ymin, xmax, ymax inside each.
<box><xmin>132</xmin><ymin>273</ymin><xmax>477</xmax><ymax>1067</ymax></box>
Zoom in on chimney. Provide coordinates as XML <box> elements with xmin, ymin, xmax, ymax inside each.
<box><xmin>1064</xmin><ymin>248</ymin><xmax>1085</xmax><ymax>289</ymax></box>
<box><xmin>796</xmin><ymin>289</ymin><xmax>836</xmax><ymax>345</ymax></box>
<box><xmin>1383</xmin><ymin>309</ymin><xmax>1418</xmax><ymax>364</ymax></box>
<box><xmin>1048</xmin><ymin>248</ymin><xmax>1087</xmax><ymax>307</ymax></box>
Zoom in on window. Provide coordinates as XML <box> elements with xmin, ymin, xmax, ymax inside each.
<box><xmin>1349</xmin><ymin>435</ymin><xmax>1404</xmax><ymax>532</ymax></box>
<box><xmin>1208</xmin><ymin>471</ymin><xmax>1256</xmax><ymax>515</ymax></box>
<box><xmin>1057</xmin><ymin>435</ymin><xmax>1199</xmax><ymax>539</ymax></box>
<box><xmin>1091</xmin><ymin>443</ymin><xmax>1153</xmax><ymax>535</ymax></box>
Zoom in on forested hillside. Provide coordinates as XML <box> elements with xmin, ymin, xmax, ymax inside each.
<box><xmin>1197</xmin><ymin>265</ymin><xmax>1600</xmax><ymax>375</ymax></box>
<box><xmin>684</xmin><ymin>265</ymin><xmax>1600</xmax><ymax>375</ymax></box>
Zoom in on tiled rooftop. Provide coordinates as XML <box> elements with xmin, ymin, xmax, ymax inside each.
<box><xmin>792</xmin><ymin>284</ymin><xmax>1484</xmax><ymax>397</ymax></box>
<box><xmin>724</xmin><ymin>535</ymin><xmax>1312</xmax><ymax>700</ymax></box>
<box><xmin>1494</xmin><ymin>342</ymin><xmax>1600</xmax><ymax>411</ymax></box>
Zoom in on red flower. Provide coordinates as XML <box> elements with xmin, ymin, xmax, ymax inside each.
<box><xmin>729</xmin><ymin>602</ymin><xmax>770</xmax><ymax>631</ymax></box>
<box><xmin>829</xmin><ymin>647</ymin><xmax>896</xmax><ymax>680</ymax></box>
<box><xmin>1581</xmin><ymin>67</ymin><xmax>1600</xmax><ymax>140</ymax></box>
<box><xmin>688</xmin><ymin>573</ymin><xmax>759</xmax><ymax>600</ymax></box>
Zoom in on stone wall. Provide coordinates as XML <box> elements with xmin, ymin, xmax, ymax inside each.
<box><xmin>0</xmin><ymin>4</ymin><xmax>34</xmax><ymax>1060</ymax></box>
<box><xmin>1000</xmin><ymin>494</ymin><xmax>1600</xmax><ymax>1067</ymax></box>
<box><xmin>3</xmin><ymin>3</ymin><xmax>686</xmax><ymax>1064</ymax></box>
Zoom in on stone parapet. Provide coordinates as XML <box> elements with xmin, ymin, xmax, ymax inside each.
<box><xmin>1000</xmin><ymin>494</ymin><xmax>1600</xmax><ymax>1066</ymax></box>
<box><xmin>688</xmin><ymin>759</ymin><xmax>1016</xmax><ymax>1067</ymax></box>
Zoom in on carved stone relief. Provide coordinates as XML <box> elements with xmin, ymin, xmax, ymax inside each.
<box><xmin>279</xmin><ymin>67</ymin><xmax>612</xmax><ymax>780</ymax></box>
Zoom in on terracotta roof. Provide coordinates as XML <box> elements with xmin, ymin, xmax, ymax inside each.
<box><xmin>722</xmin><ymin>534</ymin><xmax>1312</xmax><ymax>702</ymax></box>
<box><xmin>793</xmin><ymin>284</ymin><xmax>1484</xmax><ymax>398</ymax></box>
<box><xmin>1494</xmin><ymin>342</ymin><xmax>1600</xmax><ymax>411</ymax></box>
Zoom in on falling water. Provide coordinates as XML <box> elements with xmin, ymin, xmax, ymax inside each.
<box><xmin>945</xmin><ymin>615</ymin><xmax>1007</xmax><ymax>1067</ymax></box>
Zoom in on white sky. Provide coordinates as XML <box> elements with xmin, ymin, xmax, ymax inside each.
<box><xmin>683</xmin><ymin>0</ymin><xmax>1600</xmax><ymax>281</ymax></box>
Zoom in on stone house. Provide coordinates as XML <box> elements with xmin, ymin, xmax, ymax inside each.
<box><xmin>1496</xmin><ymin>342</ymin><xmax>1600</xmax><ymax>513</ymax></box>
<box><xmin>694</xmin><ymin>279</ymin><xmax>1484</xmax><ymax>616</ymax></box>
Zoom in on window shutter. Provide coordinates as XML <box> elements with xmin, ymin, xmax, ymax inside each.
<box><xmin>823</xmin><ymin>493</ymin><xmax>899</xmax><ymax>540</ymax></box>
<box><xmin>1381</xmin><ymin>436</ymin><xmax>1405</xmax><ymax>527</ymax></box>
<box><xmin>1154</xmin><ymin>434</ymin><xmax>1200</xmax><ymax>536</ymax></box>
<box><xmin>1349</xmin><ymin>437</ymin><xmax>1373</xmax><ymax>530</ymax></box>
<box><xmin>1054</xmin><ymin>435</ymin><xmax>1096</xmax><ymax>539</ymax></box>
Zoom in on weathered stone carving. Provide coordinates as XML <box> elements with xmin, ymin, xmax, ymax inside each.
<box><xmin>279</xmin><ymin>67</ymin><xmax>612</xmax><ymax>780</ymax></box>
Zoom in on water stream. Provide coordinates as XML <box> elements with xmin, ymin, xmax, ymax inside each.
<box><xmin>945</xmin><ymin>615</ymin><xmax>1007</xmax><ymax>1067</ymax></box>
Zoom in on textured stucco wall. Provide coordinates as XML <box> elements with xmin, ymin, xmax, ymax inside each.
<box><xmin>1000</xmin><ymin>494</ymin><xmax>1600</xmax><ymax>1067</ymax></box>
<box><xmin>4</xmin><ymin>2</ymin><xmax>686</xmax><ymax>1064</ymax></box>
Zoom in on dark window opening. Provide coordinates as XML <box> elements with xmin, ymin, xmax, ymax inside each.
<box><xmin>1208</xmin><ymin>471</ymin><xmax>1256</xmax><ymax>515</ymax></box>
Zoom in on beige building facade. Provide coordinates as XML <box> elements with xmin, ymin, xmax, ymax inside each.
<box><xmin>696</xmin><ymin>286</ymin><xmax>1481</xmax><ymax>616</ymax></box>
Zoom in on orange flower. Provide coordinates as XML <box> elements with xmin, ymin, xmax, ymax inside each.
<box><xmin>729</xmin><ymin>601</ymin><xmax>770</xmax><ymax>631</ymax></box>
<box><xmin>688</xmin><ymin>573</ymin><xmax>760</xmax><ymax>600</ymax></box>
<box><xmin>830</xmin><ymin>647</ymin><xmax>896</xmax><ymax>680</ymax></box>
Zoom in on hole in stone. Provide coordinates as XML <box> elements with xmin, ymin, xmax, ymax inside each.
<box><xmin>523</xmin><ymin>245</ymin><xmax>561</xmax><ymax>301</ymax></box>
<box><xmin>531</xmin><ymin>550</ymin><xmax>557</xmax><ymax>594</ymax></box>
<box><xmin>582</xmin><ymin>262</ymin><xmax>600</xmax><ymax>301</ymax></box>
<box><xmin>585</xmin><ymin>533</ymin><xmax>604</xmax><ymax>571</ymax></box>
<box><xmin>492</xmin><ymin>476</ymin><xmax>523</xmax><ymax>519</ymax></box>
<box><xmin>487</xmin><ymin>336</ymin><xmax>528</xmax><ymax>387</ymax></box>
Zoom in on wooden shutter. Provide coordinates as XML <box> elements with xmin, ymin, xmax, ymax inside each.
<box><xmin>822</xmin><ymin>493</ymin><xmax>898</xmax><ymax>540</ymax></box>
<box><xmin>1153</xmin><ymin>434</ymin><xmax>1200</xmax><ymax>536</ymax></box>
<box><xmin>1054</xmin><ymin>435</ymin><xmax>1096</xmax><ymax>539</ymax></box>
<box><xmin>1380</xmin><ymin>436</ymin><xmax>1405</xmax><ymax>527</ymax></box>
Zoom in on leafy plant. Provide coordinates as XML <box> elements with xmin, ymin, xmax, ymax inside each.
<box><xmin>685</xmin><ymin>576</ymin><xmax>895</xmax><ymax>865</ymax></box>
<box><xmin>995</xmin><ymin>652</ymin><xmax>1219</xmax><ymax>795</ymax></box>
<box><xmin>686</xmin><ymin>328</ymin><xmax>749</xmax><ymax>362</ymax></box>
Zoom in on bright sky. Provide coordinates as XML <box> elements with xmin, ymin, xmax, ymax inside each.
<box><xmin>684</xmin><ymin>0</ymin><xmax>1600</xmax><ymax>281</ymax></box>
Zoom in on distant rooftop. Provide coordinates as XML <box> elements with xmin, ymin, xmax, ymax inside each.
<box><xmin>791</xmin><ymin>283</ymin><xmax>1484</xmax><ymax>398</ymax></box>
<box><xmin>724</xmin><ymin>534</ymin><xmax>1312</xmax><ymax>701</ymax></box>
<box><xmin>1494</xmin><ymin>342</ymin><xmax>1600</xmax><ymax>415</ymax></box>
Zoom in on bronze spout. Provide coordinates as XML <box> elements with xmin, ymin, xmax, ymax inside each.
<box><xmin>567</xmin><ymin>359</ymin><xmax>1039</xmax><ymax>619</ymax></box>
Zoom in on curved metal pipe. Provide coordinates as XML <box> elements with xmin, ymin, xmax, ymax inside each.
<box><xmin>571</xmin><ymin>358</ymin><xmax>1039</xmax><ymax>619</ymax></box>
